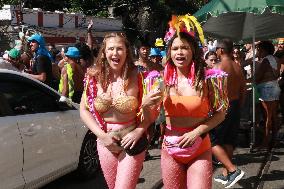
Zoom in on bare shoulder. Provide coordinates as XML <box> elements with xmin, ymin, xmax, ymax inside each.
<box><xmin>126</xmin><ymin>67</ymin><xmax>139</xmax><ymax>95</ymax></box>
<box><xmin>129</xmin><ymin>66</ymin><xmax>139</xmax><ymax>81</ymax></box>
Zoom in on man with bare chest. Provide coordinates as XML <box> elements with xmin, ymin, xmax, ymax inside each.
<box><xmin>210</xmin><ymin>39</ymin><xmax>246</xmax><ymax>187</ymax></box>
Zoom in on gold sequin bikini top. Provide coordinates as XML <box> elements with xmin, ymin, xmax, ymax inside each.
<box><xmin>94</xmin><ymin>95</ymin><xmax>139</xmax><ymax>114</ymax></box>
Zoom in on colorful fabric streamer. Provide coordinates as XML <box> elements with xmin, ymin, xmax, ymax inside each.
<box><xmin>205</xmin><ymin>68</ymin><xmax>229</xmax><ymax>113</ymax></box>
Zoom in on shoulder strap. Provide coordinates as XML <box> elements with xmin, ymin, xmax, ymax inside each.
<box><xmin>136</xmin><ymin>72</ymin><xmax>145</xmax><ymax>123</ymax></box>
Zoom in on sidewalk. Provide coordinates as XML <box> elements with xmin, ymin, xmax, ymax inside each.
<box><xmin>136</xmin><ymin>147</ymin><xmax>267</xmax><ymax>189</ymax></box>
<box><xmin>136</xmin><ymin>149</ymin><xmax>162</xmax><ymax>189</ymax></box>
<box><xmin>259</xmin><ymin>128</ymin><xmax>284</xmax><ymax>189</ymax></box>
<box><xmin>213</xmin><ymin>147</ymin><xmax>267</xmax><ymax>189</ymax></box>
<box><xmin>136</xmin><ymin>126</ymin><xmax>284</xmax><ymax>189</ymax></box>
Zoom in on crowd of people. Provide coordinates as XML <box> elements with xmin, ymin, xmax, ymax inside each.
<box><xmin>1</xmin><ymin>14</ymin><xmax>284</xmax><ymax>189</ymax></box>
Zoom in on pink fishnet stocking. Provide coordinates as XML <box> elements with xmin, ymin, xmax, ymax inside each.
<box><xmin>97</xmin><ymin>140</ymin><xmax>145</xmax><ymax>189</ymax></box>
<box><xmin>186</xmin><ymin>150</ymin><xmax>212</xmax><ymax>189</ymax></box>
<box><xmin>161</xmin><ymin>149</ymin><xmax>212</xmax><ymax>189</ymax></box>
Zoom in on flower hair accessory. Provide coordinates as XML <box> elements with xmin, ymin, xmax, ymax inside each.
<box><xmin>164</xmin><ymin>14</ymin><xmax>204</xmax><ymax>46</ymax></box>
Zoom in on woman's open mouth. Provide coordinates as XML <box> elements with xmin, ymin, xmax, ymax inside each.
<box><xmin>175</xmin><ymin>57</ymin><xmax>186</xmax><ymax>63</ymax></box>
<box><xmin>111</xmin><ymin>58</ymin><xmax>120</xmax><ymax>65</ymax></box>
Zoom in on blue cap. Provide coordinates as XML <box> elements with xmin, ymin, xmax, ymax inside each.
<box><xmin>28</xmin><ymin>34</ymin><xmax>45</xmax><ymax>46</ymax></box>
<box><xmin>65</xmin><ymin>47</ymin><xmax>80</xmax><ymax>58</ymax></box>
<box><xmin>149</xmin><ymin>48</ymin><xmax>162</xmax><ymax>57</ymax></box>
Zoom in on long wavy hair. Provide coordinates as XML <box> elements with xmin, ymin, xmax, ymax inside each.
<box><xmin>165</xmin><ymin>32</ymin><xmax>206</xmax><ymax>94</ymax></box>
<box><xmin>87</xmin><ymin>32</ymin><xmax>135</xmax><ymax>92</ymax></box>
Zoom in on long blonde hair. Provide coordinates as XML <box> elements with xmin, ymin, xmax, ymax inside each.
<box><xmin>87</xmin><ymin>32</ymin><xmax>135</xmax><ymax>92</ymax></box>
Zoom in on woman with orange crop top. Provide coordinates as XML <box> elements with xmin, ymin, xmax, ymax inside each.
<box><xmin>161</xmin><ymin>15</ymin><xmax>229</xmax><ymax>189</ymax></box>
<box><xmin>80</xmin><ymin>33</ymin><xmax>162</xmax><ymax>189</ymax></box>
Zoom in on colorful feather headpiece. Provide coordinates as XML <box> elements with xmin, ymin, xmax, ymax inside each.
<box><xmin>164</xmin><ymin>14</ymin><xmax>204</xmax><ymax>46</ymax></box>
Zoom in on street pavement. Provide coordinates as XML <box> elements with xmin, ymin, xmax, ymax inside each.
<box><xmin>44</xmin><ymin>126</ymin><xmax>284</xmax><ymax>189</ymax></box>
<box><xmin>137</xmin><ymin>126</ymin><xmax>284</xmax><ymax>189</ymax></box>
<box><xmin>259</xmin><ymin>132</ymin><xmax>284</xmax><ymax>189</ymax></box>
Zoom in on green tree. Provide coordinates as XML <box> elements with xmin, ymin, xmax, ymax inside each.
<box><xmin>1</xmin><ymin>0</ymin><xmax>20</xmax><ymax>8</ymax></box>
<box><xmin>111</xmin><ymin>0</ymin><xmax>208</xmax><ymax>45</ymax></box>
<box><xmin>1</xmin><ymin>0</ymin><xmax>209</xmax><ymax>45</ymax></box>
<box><xmin>1</xmin><ymin>0</ymin><xmax>67</xmax><ymax>11</ymax></box>
<box><xmin>68</xmin><ymin>0</ymin><xmax>110</xmax><ymax>16</ymax></box>
<box><xmin>24</xmin><ymin>0</ymin><xmax>67</xmax><ymax>12</ymax></box>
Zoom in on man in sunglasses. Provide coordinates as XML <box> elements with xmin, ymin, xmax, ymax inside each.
<box><xmin>26</xmin><ymin>34</ymin><xmax>53</xmax><ymax>87</ymax></box>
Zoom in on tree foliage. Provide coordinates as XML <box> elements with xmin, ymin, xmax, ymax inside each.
<box><xmin>110</xmin><ymin>0</ymin><xmax>207</xmax><ymax>45</ymax></box>
<box><xmin>1</xmin><ymin>0</ymin><xmax>20</xmax><ymax>8</ymax></box>
<box><xmin>1</xmin><ymin>0</ymin><xmax>209</xmax><ymax>45</ymax></box>
<box><xmin>68</xmin><ymin>0</ymin><xmax>111</xmax><ymax>16</ymax></box>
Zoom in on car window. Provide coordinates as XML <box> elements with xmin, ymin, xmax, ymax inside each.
<box><xmin>0</xmin><ymin>80</ymin><xmax>63</xmax><ymax>115</ymax></box>
<box><xmin>0</xmin><ymin>93</ymin><xmax>13</xmax><ymax>116</ymax></box>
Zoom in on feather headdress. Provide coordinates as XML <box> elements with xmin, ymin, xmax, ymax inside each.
<box><xmin>164</xmin><ymin>14</ymin><xmax>204</xmax><ymax>46</ymax></box>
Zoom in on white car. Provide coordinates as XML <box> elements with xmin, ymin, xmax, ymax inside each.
<box><xmin>0</xmin><ymin>69</ymin><xmax>99</xmax><ymax>189</ymax></box>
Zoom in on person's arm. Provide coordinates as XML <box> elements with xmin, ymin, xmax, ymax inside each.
<box><xmin>255</xmin><ymin>59</ymin><xmax>267</xmax><ymax>83</ymax></box>
<box><xmin>60</xmin><ymin>66</ymin><xmax>69</xmax><ymax>97</ymax></box>
<box><xmin>80</xmin><ymin>93</ymin><xmax>122</xmax><ymax>153</ymax></box>
<box><xmin>179</xmin><ymin>110</ymin><xmax>226</xmax><ymax>148</ymax></box>
<box><xmin>28</xmin><ymin>56</ymin><xmax>49</xmax><ymax>82</ymax></box>
<box><xmin>178</xmin><ymin>81</ymin><xmax>227</xmax><ymax>148</ymax></box>
<box><xmin>58</xmin><ymin>59</ymin><xmax>66</xmax><ymax>71</ymax></box>
<box><xmin>275</xmin><ymin>57</ymin><xmax>281</xmax><ymax>78</ymax></box>
<box><xmin>120</xmin><ymin>90</ymin><xmax>163</xmax><ymax>149</ymax></box>
<box><xmin>80</xmin><ymin>94</ymin><xmax>107</xmax><ymax>139</ymax></box>
<box><xmin>179</xmin><ymin>70</ymin><xmax>228</xmax><ymax>147</ymax></box>
<box><xmin>238</xmin><ymin>64</ymin><xmax>247</xmax><ymax>107</ymax></box>
<box><xmin>87</xmin><ymin>20</ymin><xmax>94</xmax><ymax>50</ymax></box>
<box><xmin>28</xmin><ymin>72</ymin><xmax>46</xmax><ymax>82</ymax></box>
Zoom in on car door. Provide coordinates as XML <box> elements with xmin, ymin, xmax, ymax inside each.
<box><xmin>0</xmin><ymin>92</ymin><xmax>25</xmax><ymax>189</ymax></box>
<box><xmin>1</xmin><ymin>72</ymin><xmax>78</xmax><ymax>187</ymax></box>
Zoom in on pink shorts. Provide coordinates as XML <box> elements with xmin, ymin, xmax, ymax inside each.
<box><xmin>163</xmin><ymin>125</ymin><xmax>211</xmax><ymax>164</ymax></box>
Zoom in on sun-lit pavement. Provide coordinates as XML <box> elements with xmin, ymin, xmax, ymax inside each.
<box><xmin>43</xmin><ymin>126</ymin><xmax>284</xmax><ymax>189</ymax></box>
<box><xmin>138</xmin><ymin>125</ymin><xmax>284</xmax><ymax>189</ymax></box>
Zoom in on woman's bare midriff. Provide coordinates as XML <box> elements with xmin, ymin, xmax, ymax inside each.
<box><xmin>103</xmin><ymin>110</ymin><xmax>137</xmax><ymax>123</ymax></box>
<box><xmin>166</xmin><ymin>116</ymin><xmax>207</xmax><ymax>128</ymax></box>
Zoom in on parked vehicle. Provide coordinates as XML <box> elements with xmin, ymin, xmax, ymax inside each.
<box><xmin>0</xmin><ymin>69</ymin><xmax>99</xmax><ymax>189</ymax></box>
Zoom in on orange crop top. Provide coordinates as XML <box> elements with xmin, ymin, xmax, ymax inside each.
<box><xmin>164</xmin><ymin>96</ymin><xmax>210</xmax><ymax>118</ymax></box>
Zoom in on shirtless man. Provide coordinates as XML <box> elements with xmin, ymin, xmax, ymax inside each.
<box><xmin>210</xmin><ymin>39</ymin><xmax>246</xmax><ymax>188</ymax></box>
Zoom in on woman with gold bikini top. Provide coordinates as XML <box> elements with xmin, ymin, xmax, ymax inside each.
<box><xmin>80</xmin><ymin>32</ymin><xmax>162</xmax><ymax>189</ymax></box>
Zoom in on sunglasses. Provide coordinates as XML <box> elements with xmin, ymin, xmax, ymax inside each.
<box><xmin>29</xmin><ymin>39</ymin><xmax>38</xmax><ymax>44</ymax></box>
